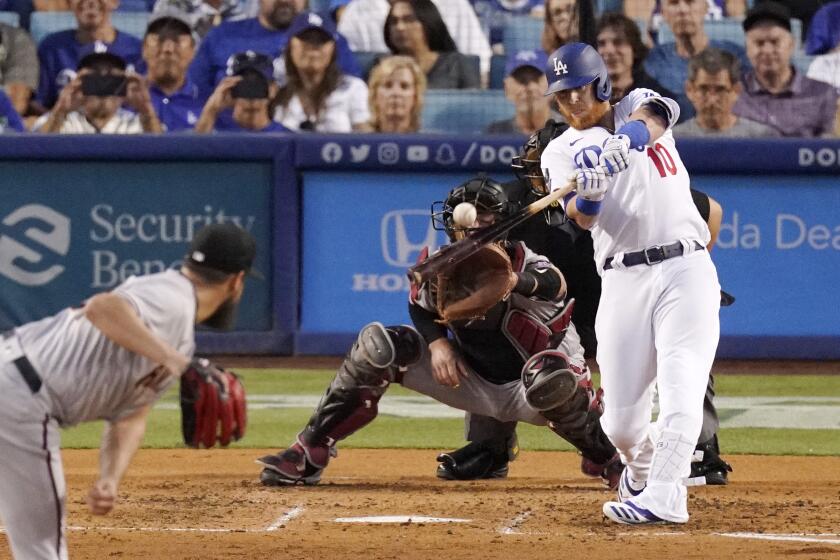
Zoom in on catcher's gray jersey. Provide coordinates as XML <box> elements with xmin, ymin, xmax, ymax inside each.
<box><xmin>14</xmin><ymin>269</ymin><xmax>196</xmax><ymax>426</ymax></box>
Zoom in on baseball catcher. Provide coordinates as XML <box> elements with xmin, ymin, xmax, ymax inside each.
<box><xmin>180</xmin><ymin>358</ymin><xmax>247</xmax><ymax>448</ymax></box>
<box><xmin>256</xmin><ymin>177</ymin><xmax>622</xmax><ymax>487</ymax></box>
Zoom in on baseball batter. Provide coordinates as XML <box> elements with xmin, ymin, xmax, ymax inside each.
<box><xmin>439</xmin><ymin>120</ymin><xmax>732</xmax><ymax>487</ymax></box>
<box><xmin>0</xmin><ymin>223</ymin><xmax>256</xmax><ymax>559</ymax></box>
<box><xmin>540</xmin><ymin>43</ymin><xmax>720</xmax><ymax>524</ymax></box>
<box><xmin>258</xmin><ymin>178</ymin><xmax>622</xmax><ymax>487</ymax></box>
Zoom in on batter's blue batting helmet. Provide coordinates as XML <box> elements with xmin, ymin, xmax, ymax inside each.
<box><xmin>544</xmin><ymin>42</ymin><xmax>612</xmax><ymax>101</ymax></box>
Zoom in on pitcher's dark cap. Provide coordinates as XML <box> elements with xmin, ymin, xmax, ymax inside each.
<box><xmin>186</xmin><ymin>223</ymin><xmax>261</xmax><ymax>278</ymax></box>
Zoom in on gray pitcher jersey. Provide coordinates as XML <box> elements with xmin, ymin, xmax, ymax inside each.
<box><xmin>14</xmin><ymin>270</ymin><xmax>196</xmax><ymax>426</ymax></box>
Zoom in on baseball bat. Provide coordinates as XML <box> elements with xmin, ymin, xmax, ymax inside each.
<box><xmin>408</xmin><ymin>179</ymin><xmax>576</xmax><ymax>286</ymax></box>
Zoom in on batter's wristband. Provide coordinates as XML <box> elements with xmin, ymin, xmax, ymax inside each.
<box><xmin>616</xmin><ymin>120</ymin><xmax>650</xmax><ymax>149</ymax></box>
<box><xmin>576</xmin><ymin>197</ymin><xmax>602</xmax><ymax>216</ymax></box>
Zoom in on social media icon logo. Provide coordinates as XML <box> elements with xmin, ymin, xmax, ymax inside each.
<box><xmin>350</xmin><ymin>144</ymin><xmax>371</xmax><ymax>162</ymax></box>
<box><xmin>378</xmin><ymin>143</ymin><xmax>400</xmax><ymax>165</ymax></box>
<box><xmin>406</xmin><ymin>145</ymin><xmax>429</xmax><ymax>162</ymax></box>
<box><xmin>321</xmin><ymin>142</ymin><xmax>343</xmax><ymax>163</ymax></box>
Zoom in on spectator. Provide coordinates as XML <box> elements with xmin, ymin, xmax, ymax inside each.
<box><xmin>734</xmin><ymin>1</ymin><xmax>838</xmax><ymax>137</ymax></box>
<box><xmin>195</xmin><ymin>51</ymin><xmax>288</xmax><ymax>131</ymax></box>
<box><xmin>625</xmin><ymin>0</ymin><xmax>747</xmax><ymax>42</ymax></box>
<box><xmin>643</xmin><ymin>0</ymin><xmax>749</xmax><ymax>120</ymax></box>
<box><xmin>36</xmin><ymin>0</ymin><xmax>144</xmax><ymax>109</ymax></box>
<box><xmin>144</xmin><ymin>15</ymin><xmax>205</xmax><ymax>131</ymax></box>
<box><xmin>33</xmin><ymin>52</ymin><xmax>162</xmax><ymax>132</ymax></box>
<box><xmin>0</xmin><ymin>87</ymin><xmax>25</xmax><ymax>131</ymax></box>
<box><xmin>337</xmin><ymin>0</ymin><xmax>491</xmax><ymax>77</ymax></box>
<box><xmin>188</xmin><ymin>0</ymin><xmax>360</xmax><ymax>101</ymax></box>
<box><xmin>367</xmin><ymin>54</ymin><xmax>425</xmax><ymax>133</ymax></box>
<box><xmin>329</xmin><ymin>0</ymin><xmax>350</xmax><ymax>23</ymax></box>
<box><xmin>596</xmin><ymin>12</ymin><xmax>679</xmax><ymax>105</ymax></box>
<box><xmin>805</xmin><ymin>2</ymin><xmax>840</xmax><ymax>90</ymax></box>
<box><xmin>486</xmin><ymin>49</ymin><xmax>549</xmax><ymax>134</ymax></box>
<box><xmin>0</xmin><ymin>22</ymin><xmax>38</xmax><ymax>116</ymax></box>
<box><xmin>675</xmin><ymin>48</ymin><xmax>779</xmax><ymax>136</ymax></box>
<box><xmin>542</xmin><ymin>0</ymin><xmax>578</xmax><ymax>53</ymax></box>
<box><xmin>151</xmin><ymin>0</ymin><xmax>249</xmax><ymax>39</ymax></box>
<box><xmin>384</xmin><ymin>0</ymin><xmax>479</xmax><ymax>89</ymax></box>
<box><xmin>273</xmin><ymin>11</ymin><xmax>370</xmax><ymax>131</ymax></box>
<box><xmin>471</xmin><ymin>0</ymin><xmax>542</xmax><ymax>47</ymax></box>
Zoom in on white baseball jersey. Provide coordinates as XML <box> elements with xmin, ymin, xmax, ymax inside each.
<box><xmin>540</xmin><ymin>89</ymin><xmax>710</xmax><ymax>274</ymax></box>
<box><xmin>13</xmin><ymin>269</ymin><xmax>196</xmax><ymax>426</ymax></box>
<box><xmin>32</xmin><ymin>108</ymin><xmax>145</xmax><ymax>134</ymax></box>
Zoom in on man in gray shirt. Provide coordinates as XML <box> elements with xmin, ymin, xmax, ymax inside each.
<box><xmin>0</xmin><ymin>223</ymin><xmax>256</xmax><ymax>560</ymax></box>
<box><xmin>675</xmin><ymin>47</ymin><xmax>779</xmax><ymax>138</ymax></box>
<box><xmin>0</xmin><ymin>22</ymin><xmax>38</xmax><ymax>117</ymax></box>
<box><xmin>485</xmin><ymin>49</ymin><xmax>553</xmax><ymax>136</ymax></box>
<box><xmin>732</xmin><ymin>1</ymin><xmax>838</xmax><ymax>137</ymax></box>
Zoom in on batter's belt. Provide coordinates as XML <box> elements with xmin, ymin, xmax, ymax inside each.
<box><xmin>603</xmin><ymin>240</ymin><xmax>704</xmax><ymax>271</ymax></box>
<box><xmin>1</xmin><ymin>331</ymin><xmax>42</xmax><ymax>393</ymax></box>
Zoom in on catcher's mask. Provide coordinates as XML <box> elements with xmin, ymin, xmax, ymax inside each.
<box><xmin>511</xmin><ymin>119</ymin><xmax>568</xmax><ymax>195</ymax></box>
<box><xmin>432</xmin><ymin>177</ymin><xmax>515</xmax><ymax>241</ymax></box>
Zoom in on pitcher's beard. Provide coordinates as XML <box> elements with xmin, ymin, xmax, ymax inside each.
<box><xmin>558</xmin><ymin>100</ymin><xmax>611</xmax><ymax>130</ymax></box>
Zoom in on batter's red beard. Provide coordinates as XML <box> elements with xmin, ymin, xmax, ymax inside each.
<box><xmin>557</xmin><ymin>100</ymin><xmax>611</xmax><ymax>130</ymax></box>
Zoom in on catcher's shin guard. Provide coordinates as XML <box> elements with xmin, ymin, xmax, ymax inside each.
<box><xmin>542</xmin><ymin>382</ymin><xmax>621</xmax><ymax>488</ymax></box>
<box><xmin>436</xmin><ymin>432</ymin><xmax>519</xmax><ymax>480</ymax></box>
<box><xmin>259</xmin><ymin>323</ymin><xmax>423</xmax><ymax>486</ymax></box>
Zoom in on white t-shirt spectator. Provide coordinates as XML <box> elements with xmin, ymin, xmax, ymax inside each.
<box><xmin>32</xmin><ymin>108</ymin><xmax>145</xmax><ymax>133</ymax></box>
<box><xmin>338</xmin><ymin>0</ymin><xmax>492</xmax><ymax>75</ymax></box>
<box><xmin>807</xmin><ymin>52</ymin><xmax>840</xmax><ymax>90</ymax></box>
<box><xmin>273</xmin><ymin>75</ymin><xmax>370</xmax><ymax>133</ymax></box>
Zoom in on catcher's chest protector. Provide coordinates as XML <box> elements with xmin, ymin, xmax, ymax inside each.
<box><xmin>500</xmin><ymin>295</ymin><xmax>573</xmax><ymax>360</ymax></box>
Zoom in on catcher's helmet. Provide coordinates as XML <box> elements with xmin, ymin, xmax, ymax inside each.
<box><xmin>511</xmin><ymin>119</ymin><xmax>569</xmax><ymax>195</ymax></box>
<box><xmin>432</xmin><ymin>177</ymin><xmax>514</xmax><ymax>240</ymax></box>
<box><xmin>544</xmin><ymin>42</ymin><xmax>611</xmax><ymax>101</ymax></box>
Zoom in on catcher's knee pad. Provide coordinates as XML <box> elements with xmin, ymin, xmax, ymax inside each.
<box><xmin>521</xmin><ymin>350</ymin><xmax>582</xmax><ymax>411</ymax></box>
<box><xmin>436</xmin><ymin>432</ymin><xmax>519</xmax><ymax>481</ymax></box>
<box><xmin>303</xmin><ymin>383</ymin><xmax>383</xmax><ymax>447</ymax></box>
<box><xmin>349</xmin><ymin>322</ymin><xmax>423</xmax><ymax>373</ymax></box>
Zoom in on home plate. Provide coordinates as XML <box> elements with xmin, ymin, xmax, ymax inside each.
<box><xmin>334</xmin><ymin>516</ymin><xmax>471</xmax><ymax>524</ymax></box>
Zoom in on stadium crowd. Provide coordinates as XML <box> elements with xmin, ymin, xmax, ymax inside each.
<box><xmin>0</xmin><ymin>0</ymin><xmax>837</xmax><ymax>136</ymax></box>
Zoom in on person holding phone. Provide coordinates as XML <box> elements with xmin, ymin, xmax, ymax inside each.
<box><xmin>194</xmin><ymin>51</ymin><xmax>289</xmax><ymax>133</ymax></box>
<box><xmin>34</xmin><ymin>52</ymin><xmax>162</xmax><ymax>133</ymax></box>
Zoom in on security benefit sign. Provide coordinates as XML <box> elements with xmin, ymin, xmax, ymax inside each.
<box><xmin>300</xmin><ymin>171</ymin><xmax>479</xmax><ymax>333</ymax></box>
<box><xmin>697</xmin><ymin>175</ymin><xmax>840</xmax><ymax>339</ymax></box>
<box><xmin>0</xmin><ymin>161</ymin><xmax>273</xmax><ymax>330</ymax></box>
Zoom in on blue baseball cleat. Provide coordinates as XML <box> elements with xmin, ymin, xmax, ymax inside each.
<box><xmin>602</xmin><ymin>500</ymin><xmax>667</xmax><ymax>525</ymax></box>
<box><xmin>617</xmin><ymin>469</ymin><xmax>645</xmax><ymax>502</ymax></box>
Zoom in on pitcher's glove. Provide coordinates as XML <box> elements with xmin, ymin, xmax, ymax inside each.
<box><xmin>434</xmin><ymin>242</ymin><xmax>517</xmax><ymax>323</ymax></box>
<box><xmin>180</xmin><ymin>358</ymin><xmax>247</xmax><ymax>448</ymax></box>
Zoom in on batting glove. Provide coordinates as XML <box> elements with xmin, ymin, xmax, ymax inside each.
<box><xmin>599</xmin><ymin>134</ymin><xmax>631</xmax><ymax>176</ymax></box>
<box><xmin>570</xmin><ymin>167</ymin><xmax>609</xmax><ymax>201</ymax></box>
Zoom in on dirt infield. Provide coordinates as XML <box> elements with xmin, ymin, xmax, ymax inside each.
<box><xmin>3</xmin><ymin>450</ymin><xmax>838</xmax><ymax>560</ymax></box>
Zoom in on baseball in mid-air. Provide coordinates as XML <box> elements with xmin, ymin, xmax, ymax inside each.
<box><xmin>452</xmin><ymin>202</ymin><xmax>478</xmax><ymax>227</ymax></box>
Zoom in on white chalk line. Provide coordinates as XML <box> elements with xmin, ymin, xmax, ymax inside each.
<box><xmin>334</xmin><ymin>516</ymin><xmax>470</xmax><ymax>524</ymax></box>
<box><xmin>716</xmin><ymin>532</ymin><xmax>840</xmax><ymax>545</ymax></box>
<box><xmin>266</xmin><ymin>505</ymin><xmax>306</xmax><ymax>531</ymax></box>
<box><xmin>498</xmin><ymin>510</ymin><xmax>535</xmax><ymax>535</ymax></box>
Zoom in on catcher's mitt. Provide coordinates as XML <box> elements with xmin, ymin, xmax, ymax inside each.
<box><xmin>180</xmin><ymin>358</ymin><xmax>247</xmax><ymax>448</ymax></box>
<box><xmin>434</xmin><ymin>242</ymin><xmax>517</xmax><ymax>323</ymax></box>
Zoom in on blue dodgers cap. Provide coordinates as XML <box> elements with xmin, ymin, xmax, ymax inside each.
<box><xmin>505</xmin><ymin>49</ymin><xmax>549</xmax><ymax>77</ymax></box>
<box><xmin>287</xmin><ymin>11</ymin><xmax>339</xmax><ymax>41</ymax></box>
<box><xmin>544</xmin><ymin>42</ymin><xmax>611</xmax><ymax>101</ymax></box>
<box><xmin>226</xmin><ymin>50</ymin><xmax>274</xmax><ymax>80</ymax></box>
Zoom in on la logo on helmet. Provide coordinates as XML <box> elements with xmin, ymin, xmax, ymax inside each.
<box><xmin>553</xmin><ymin>57</ymin><xmax>568</xmax><ymax>76</ymax></box>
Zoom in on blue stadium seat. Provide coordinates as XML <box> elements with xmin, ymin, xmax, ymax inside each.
<box><xmin>657</xmin><ymin>17</ymin><xmax>803</xmax><ymax>47</ymax></box>
<box><xmin>308</xmin><ymin>0</ymin><xmax>331</xmax><ymax>13</ymax></box>
<box><xmin>30</xmin><ymin>11</ymin><xmax>150</xmax><ymax>44</ymax></box>
<box><xmin>489</xmin><ymin>53</ymin><xmax>506</xmax><ymax>89</ymax></box>
<box><xmin>596</xmin><ymin>0</ymin><xmax>623</xmax><ymax>13</ymax></box>
<box><xmin>502</xmin><ymin>15</ymin><xmax>542</xmax><ymax>57</ymax></box>
<box><xmin>421</xmin><ymin>89</ymin><xmax>513</xmax><ymax>134</ymax></box>
<box><xmin>792</xmin><ymin>51</ymin><xmax>815</xmax><ymax>74</ymax></box>
<box><xmin>116</xmin><ymin>0</ymin><xmax>155</xmax><ymax>12</ymax></box>
<box><xmin>353</xmin><ymin>51</ymin><xmax>383</xmax><ymax>81</ymax></box>
<box><xmin>0</xmin><ymin>11</ymin><xmax>19</xmax><ymax>26</ymax></box>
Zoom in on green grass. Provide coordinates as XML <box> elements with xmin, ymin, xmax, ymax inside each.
<box><xmin>61</xmin><ymin>369</ymin><xmax>840</xmax><ymax>456</ymax></box>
